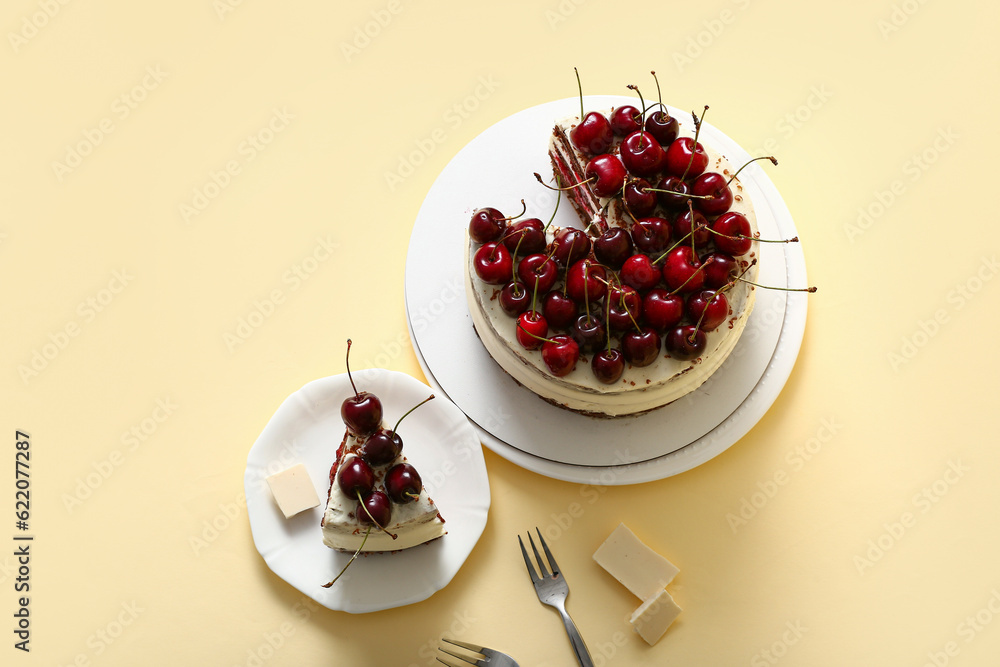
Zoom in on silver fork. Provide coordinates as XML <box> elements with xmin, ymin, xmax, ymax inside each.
<box><xmin>436</xmin><ymin>638</ymin><xmax>520</xmax><ymax>667</ymax></box>
<box><xmin>518</xmin><ymin>528</ymin><xmax>595</xmax><ymax>667</ymax></box>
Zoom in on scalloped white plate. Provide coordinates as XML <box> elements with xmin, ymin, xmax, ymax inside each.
<box><xmin>244</xmin><ymin>370</ymin><xmax>490</xmax><ymax>613</ymax></box>
<box><xmin>404</xmin><ymin>95</ymin><xmax>808</xmax><ymax>485</ymax></box>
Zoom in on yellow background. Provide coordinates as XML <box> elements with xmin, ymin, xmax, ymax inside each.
<box><xmin>3</xmin><ymin>0</ymin><xmax>999</xmax><ymax>664</ymax></box>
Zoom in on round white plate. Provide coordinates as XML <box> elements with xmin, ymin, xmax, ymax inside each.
<box><xmin>404</xmin><ymin>96</ymin><xmax>808</xmax><ymax>485</ymax></box>
<box><xmin>244</xmin><ymin>370</ymin><xmax>490</xmax><ymax>613</ymax></box>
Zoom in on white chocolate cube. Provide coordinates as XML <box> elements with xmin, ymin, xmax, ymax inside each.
<box><xmin>265</xmin><ymin>463</ymin><xmax>320</xmax><ymax>518</ymax></box>
<box><xmin>630</xmin><ymin>588</ymin><xmax>682</xmax><ymax>645</ymax></box>
<box><xmin>593</xmin><ymin>523</ymin><xmax>679</xmax><ymax>600</ymax></box>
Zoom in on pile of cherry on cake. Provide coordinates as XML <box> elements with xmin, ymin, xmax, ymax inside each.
<box><xmin>468</xmin><ymin>72</ymin><xmax>783</xmax><ymax>385</ymax></box>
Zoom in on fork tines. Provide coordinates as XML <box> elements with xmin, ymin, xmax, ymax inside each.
<box><xmin>436</xmin><ymin>638</ymin><xmax>485</xmax><ymax>666</ymax></box>
<box><xmin>518</xmin><ymin>527</ymin><xmax>560</xmax><ymax>580</ymax></box>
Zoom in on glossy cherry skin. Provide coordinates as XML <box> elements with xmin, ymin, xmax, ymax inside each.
<box><xmin>356</xmin><ymin>490</ymin><xmax>392</xmax><ymax>527</ymax></box>
<box><xmin>673</xmin><ymin>208</ymin><xmax>712</xmax><ymax>248</ymax></box>
<box><xmin>622</xmin><ymin>327</ymin><xmax>661</xmax><ymax>367</ymax></box>
<box><xmin>499</xmin><ymin>281</ymin><xmax>531</xmax><ymax>317</ymax></box>
<box><xmin>570</xmin><ymin>112</ymin><xmax>614</xmax><ymax>156</ymax></box>
<box><xmin>662</xmin><ymin>246</ymin><xmax>705</xmax><ymax>293</ymax></box>
<box><xmin>623</xmin><ymin>179</ymin><xmax>657</xmax><ymax>218</ymax></box>
<box><xmin>691</xmin><ymin>172</ymin><xmax>733</xmax><ymax>216</ymax></box>
<box><xmin>361</xmin><ymin>428</ymin><xmax>401</xmax><ymax>466</ymax></box>
<box><xmin>571</xmin><ymin>313</ymin><xmax>606</xmax><ymax>352</ymax></box>
<box><xmin>566</xmin><ymin>259</ymin><xmax>608</xmax><ymax>304</ymax></box>
<box><xmin>551</xmin><ymin>228</ymin><xmax>591</xmax><ymax>267</ymax></box>
<box><xmin>473</xmin><ymin>242</ymin><xmax>513</xmax><ymax>285</ymax></box>
<box><xmin>585</xmin><ymin>154</ymin><xmax>627</xmax><ymax>198</ymax></box>
<box><xmin>593</xmin><ymin>228</ymin><xmax>634</xmax><ymax>270</ymax></box>
<box><xmin>517</xmin><ymin>253</ymin><xmax>558</xmax><ymax>294</ymax></box>
<box><xmin>631</xmin><ymin>217</ymin><xmax>672</xmax><ymax>255</ymax></box>
<box><xmin>665</xmin><ymin>325</ymin><xmax>707</xmax><ymax>361</ymax></box>
<box><xmin>610</xmin><ymin>105</ymin><xmax>642</xmax><ymax>136</ymax></box>
<box><xmin>542</xmin><ymin>291</ymin><xmax>577</xmax><ymax>330</ymax></box>
<box><xmin>687</xmin><ymin>289</ymin><xmax>729</xmax><ymax>331</ymax></box>
<box><xmin>592</xmin><ymin>348</ymin><xmax>625</xmax><ymax>384</ymax></box>
<box><xmin>620</xmin><ymin>131</ymin><xmax>665</xmax><ymax>177</ymax></box>
<box><xmin>515</xmin><ymin>311</ymin><xmax>548</xmax><ymax>350</ymax></box>
<box><xmin>701</xmin><ymin>252</ymin><xmax>738</xmax><ymax>289</ymax></box>
<box><xmin>620</xmin><ymin>254</ymin><xmax>661</xmax><ymax>292</ymax></box>
<box><xmin>541</xmin><ymin>335</ymin><xmax>580</xmax><ymax>376</ymax></box>
<box><xmin>607</xmin><ymin>285</ymin><xmax>642</xmax><ymax>331</ymax></box>
<box><xmin>644</xmin><ymin>109</ymin><xmax>679</xmax><ymax>146</ymax></box>
<box><xmin>712</xmin><ymin>212</ymin><xmax>753</xmax><ymax>255</ymax></box>
<box><xmin>385</xmin><ymin>463</ymin><xmax>422</xmax><ymax>504</ymax></box>
<box><xmin>655</xmin><ymin>175</ymin><xmax>690</xmax><ymax>211</ymax></box>
<box><xmin>664</xmin><ymin>137</ymin><xmax>708</xmax><ymax>178</ymax></box>
<box><xmin>642</xmin><ymin>289</ymin><xmax>684</xmax><ymax>332</ymax></box>
<box><xmin>503</xmin><ymin>218</ymin><xmax>546</xmax><ymax>256</ymax></box>
<box><xmin>469</xmin><ymin>207</ymin><xmax>506</xmax><ymax>243</ymax></box>
<box><xmin>341</xmin><ymin>392</ymin><xmax>383</xmax><ymax>437</ymax></box>
<box><xmin>337</xmin><ymin>456</ymin><xmax>375</xmax><ymax>498</ymax></box>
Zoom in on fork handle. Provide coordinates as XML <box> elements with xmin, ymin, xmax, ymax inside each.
<box><xmin>555</xmin><ymin>605</ymin><xmax>594</xmax><ymax>667</ymax></box>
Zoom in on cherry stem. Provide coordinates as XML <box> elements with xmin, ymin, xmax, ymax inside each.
<box><xmin>510</xmin><ymin>233</ymin><xmax>526</xmax><ymax>292</ymax></box>
<box><xmin>405</xmin><ymin>491</ymin><xmax>420</xmax><ymax>501</ymax></box>
<box><xmin>687</xmin><ymin>201</ymin><xmax>697</xmax><ymax>256</ymax></box>
<box><xmin>707</xmin><ymin>226</ymin><xmax>799</xmax><ymax>244</ymax></box>
<box><xmin>737</xmin><ymin>278</ymin><xmax>817</xmax><ymax>293</ymax></box>
<box><xmin>583</xmin><ymin>263</ymin><xmax>591</xmax><ymax>324</ymax></box>
<box><xmin>530</xmin><ymin>266</ymin><xmax>541</xmax><ymax>315</ymax></box>
<box><xmin>650</xmin><ymin>70</ymin><xmax>665</xmax><ymax>114</ymax></box>
<box><xmin>725</xmin><ymin>156</ymin><xmax>778</xmax><ymax>188</ymax></box>
<box><xmin>501</xmin><ymin>200</ymin><xmax>527</xmax><ymax>222</ymax></box>
<box><xmin>321</xmin><ymin>525</ymin><xmax>372</xmax><ymax>588</ymax></box>
<box><xmin>345</xmin><ymin>339</ymin><xmax>359</xmax><ymax>398</ymax></box>
<box><xmin>652</xmin><ymin>228</ymin><xmax>695</xmax><ymax>265</ymax></box>
<box><xmin>605</xmin><ymin>290</ymin><xmax>613</xmax><ymax>351</ymax></box>
<box><xmin>681</xmin><ymin>105</ymin><xmax>709</xmax><ymax>181</ymax></box>
<box><xmin>355</xmin><ymin>490</ymin><xmax>397</xmax><ymax>539</ymax></box>
<box><xmin>516</xmin><ymin>321</ymin><xmax>557</xmax><ymax>345</ymax></box>
<box><xmin>626</xmin><ymin>84</ymin><xmax>647</xmax><ymax>149</ymax></box>
<box><xmin>643</xmin><ymin>186</ymin><xmax>714</xmax><ymax>200</ymax></box>
<box><xmin>574</xmin><ymin>67</ymin><xmax>585</xmax><ymax>121</ymax></box>
<box><xmin>535</xmin><ymin>172</ymin><xmax>594</xmax><ymax>191</ymax></box>
<box><xmin>392</xmin><ymin>394</ymin><xmax>435</xmax><ymax>434</ymax></box>
<box><xmin>543</xmin><ymin>172</ymin><xmax>563</xmax><ymax>232</ymax></box>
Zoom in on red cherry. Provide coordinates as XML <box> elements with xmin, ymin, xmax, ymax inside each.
<box><xmin>341</xmin><ymin>340</ymin><xmax>383</xmax><ymax>437</ymax></box>
<box><xmin>620</xmin><ymin>254</ymin><xmax>661</xmax><ymax>292</ymax></box>
<box><xmin>655</xmin><ymin>175</ymin><xmax>690</xmax><ymax>211</ymax></box>
<box><xmin>610</xmin><ymin>105</ymin><xmax>642</xmax><ymax>136</ymax></box>
<box><xmin>687</xmin><ymin>289</ymin><xmax>729</xmax><ymax>331</ymax></box>
<box><xmin>620</xmin><ymin>131</ymin><xmax>665</xmax><ymax>177</ymax></box>
<box><xmin>356</xmin><ymin>490</ymin><xmax>392</xmax><ymax>527</ymax></box>
<box><xmin>385</xmin><ymin>463</ymin><xmax>422</xmax><ymax>504</ymax></box>
<box><xmin>337</xmin><ymin>457</ymin><xmax>374</xmax><ymax>498</ymax></box>
<box><xmin>542</xmin><ymin>291</ymin><xmax>578</xmax><ymax>330</ymax></box>
<box><xmin>702</xmin><ymin>252</ymin><xmax>738</xmax><ymax>289</ymax></box>
<box><xmin>469</xmin><ymin>207</ymin><xmax>506</xmax><ymax>243</ymax></box>
<box><xmin>712</xmin><ymin>212</ymin><xmax>753</xmax><ymax>255</ymax></box>
<box><xmin>566</xmin><ymin>259</ymin><xmax>608</xmax><ymax>304</ymax></box>
<box><xmin>585</xmin><ymin>154</ymin><xmax>627</xmax><ymax>198</ymax></box>
<box><xmin>662</xmin><ymin>246</ymin><xmax>705</xmax><ymax>293</ymax></box>
<box><xmin>503</xmin><ymin>218</ymin><xmax>546</xmax><ymax>256</ymax></box>
<box><xmin>593</xmin><ymin>227</ymin><xmax>634</xmax><ymax>270</ymax></box>
<box><xmin>360</xmin><ymin>428</ymin><xmax>401</xmax><ymax>466</ymax></box>
<box><xmin>623</xmin><ymin>179</ymin><xmax>657</xmax><ymax>218</ymax></box>
<box><xmin>607</xmin><ymin>285</ymin><xmax>642</xmax><ymax>331</ymax></box>
<box><xmin>631</xmin><ymin>217</ymin><xmax>672</xmax><ymax>255</ymax></box>
<box><xmin>673</xmin><ymin>208</ymin><xmax>712</xmax><ymax>248</ymax></box>
<box><xmin>473</xmin><ymin>242</ymin><xmax>513</xmax><ymax>285</ymax></box>
<box><xmin>499</xmin><ymin>281</ymin><xmax>531</xmax><ymax>317</ymax></box>
<box><xmin>541</xmin><ymin>335</ymin><xmax>579</xmax><ymax>376</ymax></box>
<box><xmin>592</xmin><ymin>348</ymin><xmax>625</xmax><ymax>384</ymax></box>
<box><xmin>622</xmin><ymin>327</ymin><xmax>661</xmax><ymax>367</ymax></box>
<box><xmin>642</xmin><ymin>289</ymin><xmax>684</xmax><ymax>332</ymax></box>
<box><xmin>570</xmin><ymin>112</ymin><xmax>614</xmax><ymax>156</ymax></box>
<box><xmin>551</xmin><ymin>228</ymin><xmax>591</xmax><ymax>267</ymax></box>
<box><xmin>665</xmin><ymin>325</ymin><xmax>707</xmax><ymax>361</ymax></box>
<box><xmin>664</xmin><ymin>137</ymin><xmax>708</xmax><ymax>178</ymax></box>
<box><xmin>644</xmin><ymin>109</ymin><xmax>679</xmax><ymax>146</ymax></box>
<box><xmin>517</xmin><ymin>253</ymin><xmax>558</xmax><ymax>294</ymax></box>
<box><xmin>691</xmin><ymin>172</ymin><xmax>733</xmax><ymax>216</ymax></box>
<box><xmin>516</xmin><ymin>311</ymin><xmax>548</xmax><ymax>350</ymax></box>
<box><xmin>570</xmin><ymin>313</ymin><xmax>606</xmax><ymax>352</ymax></box>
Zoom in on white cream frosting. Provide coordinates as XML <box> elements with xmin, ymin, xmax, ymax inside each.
<box><xmin>466</xmin><ymin>120</ymin><xmax>759</xmax><ymax>417</ymax></box>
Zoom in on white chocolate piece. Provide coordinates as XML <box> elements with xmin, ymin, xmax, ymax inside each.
<box><xmin>265</xmin><ymin>463</ymin><xmax>320</xmax><ymax>518</ymax></box>
<box><xmin>593</xmin><ymin>523</ymin><xmax>679</xmax><ymax>600</ymax></box>
<box><xmin>630</xmin><ymin>588</ymin><xmax>682</xmax><ymax>645</ymax></box>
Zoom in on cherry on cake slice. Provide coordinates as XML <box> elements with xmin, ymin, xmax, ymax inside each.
<box><xmin>321</xmin><ymin>427</ymin><xmax>446</xmax><ymax>552</ymax></box>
